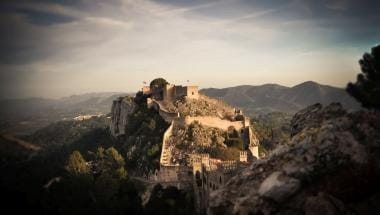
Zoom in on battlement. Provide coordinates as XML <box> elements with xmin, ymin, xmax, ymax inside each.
<box><xmin>191</xmin><ymin>153</ymin><xmax>241</xmax><ymax>173</ymax></box>
<box><xmin>221</xmin><ymin>160</ymin><xmax>238</xmax><ymax>171</ymax></box>
<box><xmin>240</xmin><ymin>151</ymin><xmax>248</xmax><ymax>162</ymax></box>
<box><xmin>142</xmin><ymin>82</ymin><xmax>199</xmax><ymax>101</ymax></box>
<box><xmin>191</xmin><ymin>153</ymin><xmax>210</xmax><ymax>162</ymax></box>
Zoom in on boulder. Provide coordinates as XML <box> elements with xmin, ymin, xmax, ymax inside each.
<box><xmin>208</xmin><ymin>103</ymin><xmax>380</xmax><ymax>215</ymax></box>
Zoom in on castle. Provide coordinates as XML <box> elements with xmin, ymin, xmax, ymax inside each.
<box><xmin>112</xmin><ymin>79</ymin><xmax>260</xmax><ymax>213</ymax></box>
<box><xmin>142</xmin><ymin>83</ymin><xmax>199</xmax><ymax>101</ymax></box>
<box><xmin>141</xmin><ymin>79</ymin><xmax>260</xmax><ymax>213</ymax></box>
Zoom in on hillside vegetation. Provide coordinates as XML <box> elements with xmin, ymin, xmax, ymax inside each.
<box><xmin>0</xmin><ymin>94</ymin><xmax>179</xmax><ymax>214</ymax></box>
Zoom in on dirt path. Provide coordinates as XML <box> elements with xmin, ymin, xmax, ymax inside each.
<box><xmin>1</xmin><ymin>133</ymin><xmax>42</xmax><ymax>151</ymax></box>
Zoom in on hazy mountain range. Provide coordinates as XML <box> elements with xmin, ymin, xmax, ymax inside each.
<box><xmin>0</xmin><ymin>92</ymin><xmax>130</xmax><ymax>134</ymax></box>
<box><xmin>0</xmin><ymin>81</ymin><xmax>361</xmax><ymax>133</ymax></box>
<box><xmin>0</xmin><ymin>92</ymin><xmax>130</xmax><ymax>118</ymax></box>
<box><xmin>200</xmin><ymin>81</ymin><xmax>360</xmax><ymax>115</ymax></box>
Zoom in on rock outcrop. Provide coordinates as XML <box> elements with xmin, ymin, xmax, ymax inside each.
<box><xmin>208</xmin><ymin>103</ymin><xmax>380</xmax><ymax>215</ymax></box>
<box><xmin>110</xmin><ymin>96</ymin><xmax>135</xmax><ymax>136</ymax></box>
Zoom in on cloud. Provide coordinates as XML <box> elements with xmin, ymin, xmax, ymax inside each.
<box><xmin>0</xmin><ymin>0</ymin><xmax>378</xmax><ymax>98</ymax></box>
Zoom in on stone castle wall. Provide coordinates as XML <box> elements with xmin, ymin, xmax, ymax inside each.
<box><xmin>159</xmin><ymin>109</ymin><xmax>180</xmax><ymax>123</ymax></box>
<box><xmin>184</xmin><ymin>116</ymin><xmax>244</xmax><ymax>131</ymax></box>
<box><xmin>147</xmin><ymin>98</ymin><xmax>180</xmax><ymax>123</ymax></box>
<box><xmin>155</xmin><ymin>120</ymin><xmax>193</xmax><ymax>188</ymax></box>
<box><xmin>247</xmin><ymin>127</ymin><xmax>260</xmax><ymax>159</ymax></box>
<box><xmin>186</xmin><ymin>86</ymin><xmax>199</xmax><ymax>99</ymax></box>
<box><xmin>159</xmin><ymin>84</ymin><xmax>199</xmax><ymax>101</ymax></box>
<box><xmin>191</xmin><ymin>154</ymin><xmax>244</xmax><ymax>214</ymax></box>
<box><xmin>160</xmin><ymin>121</ymin><xmax>174</xmax><ymax>166</ymax></box>
<box><xmin>163</xmin><ymin>84</ymin><xmax>176</xmax><ymax>102</ymax></box>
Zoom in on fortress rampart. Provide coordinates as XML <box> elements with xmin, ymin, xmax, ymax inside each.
<box><xmin>160</xmin><ymin>121</ymin><xmax>174</xmax><ymax>166</ymax></box>
<box><xmin>147</xmin><ymin>98</ymin><xmax>180</xmax><ymax>123</ymax></box>
<box><xmin>184</xmin><ymin>116</ymin><xmax>244</xmax><ymax>131</ymax></box>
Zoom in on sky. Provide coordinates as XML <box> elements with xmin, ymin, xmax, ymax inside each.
<box><xmin>0</xmin><ymin>0</ymin><xmax>379</xmax><ymax>99</ymax></box>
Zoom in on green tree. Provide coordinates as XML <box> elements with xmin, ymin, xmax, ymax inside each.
<box><xmin>93</xmin><ymin>173</ymin><xmax>119</xmax><ymax>214</ymax></box>
<box><xmin>347</xmin><ymin>44</ymin><xmax>380</xmax><ymax>109</ymax></box>
<box><xmin>96</xmin><ymin>147</ymin><xmax>105</xmax><ymax>160</ymax></box>
<box><xmin>96</xmin><ymin>147</ymin><xmax>127</xmax><ymax>180</ymax></box>
<box><xmin>150</xmin><ymin>78</ymin><xmax>168</xmax><ymax>89</ymax></box>
<box><xmin>147</xmin><ymin>144</ymin><xmax>160</xmax><ymax>158</ymax></box>
<box><xmin>225</xmin><ymin>138</ymin><xmax>244</xmax><ymax>150</ymax></box>
<box><xmin>105</xmin><ymin>147</ymin><xmax>125</xmax><ymax>168</ymax></box>
<box><xmin>92</xmin><ymin>147</ymin><xmax>130</xmax><ymax>213</ymax></box>
<box><xmin>64</xmin><ymin>150</ymin><xmax>89</xmax><ymax>176</ymax></box>
<box><xmin>144</xmin><ymin>184</ymin><xmax>194</xmax><ymax>215</ymax></box>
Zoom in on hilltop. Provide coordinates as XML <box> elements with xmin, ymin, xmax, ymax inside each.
<box><xmin>201</xmin><ymin>81</ymin><xmax>360</xmax><ymax>115</ymax></box>
<box><xmin>111</xmin><ymin>79</ymin><xmax>260</xmax><ymax>164</ymax></box>
<box><xmin>110</xmin><ymin>78</ymin><xmax>261</xmax><ymax>213</ymax></box>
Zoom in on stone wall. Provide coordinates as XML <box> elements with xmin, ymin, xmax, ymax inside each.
<box><xmin>191</xmin><ymin>153</ymin><xmax>244</xmax><ymax>214</ymax></box>
<box><xmin>147</xmin><ymin>99</ymin><xmax>180</xmax><ymax>123</ymax></box>
<box><xmin>175</xmin><ymin>85</ymin><xmax>187</xmax><ymax>98</ymax></box>
<box><xmin>159</xmin><ymin>108</ymin><xmax>180</xmax><ymax>123</ymax></box>
<box><xmin>184</xmin><ymin>116</ymin><xmax>244</xmax><ymax>131</ymax></box>
<box><xmin>155</xmin><ymin>166</ymin><xmax>192</xmax><ymax>183</ymax></box>
<box><xmin>156</xmin><ymin>166</ymin><xmax>179</xmax><ymax>182</ymax></box>
<box><xmin>186</xmin><ymin>86</ymin><xmax>199</xmax><ymax>99</ymax></box>
<box><xmin>163</xmin><ymin>84</ymin><xmax>176</xmax><ymax>101</ymax></box>
<box><xmin>247</xmin><ymin>127</ymin><xmax>260</xmax><ymax>159</ymax></box>
<box><xmin>240</xmin><ymin>151</ymin><xmax>248</xmax><ymax>162</ymax></box>
<box><xmin>154</xmin><ymin>119</ymin><xmax>193</xmax><ymax>189</ymax></box>
<box><xmin>161</xmin><ymin>84</ymin><xmax>199</xmax><ymax>101</ymax></box>
<box><xmin>160</xmin><ymin>121</ymin><xmax>174</xmax><ymax>166</ymax></box>
<box><xmin>249</xmin><ymin>146</ymin><xmax>259</xmax><ymax>159</ymax></box>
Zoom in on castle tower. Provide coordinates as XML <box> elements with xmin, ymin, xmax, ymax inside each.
<box><xmin>240</xmin><ymin>151</ymin><xmax>248</xmax><ymax>162</ymax></box>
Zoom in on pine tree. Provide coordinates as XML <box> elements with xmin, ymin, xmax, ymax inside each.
<box><xmin>95</xmin><ymin>147</ymin><xmax>127</xmax><ymax>180</ymax></box>
<box><xmin>347</xmin><ymin>44</ymin><xmax>380</xmax><ymax>109</ymax></box>
<box><xmin>105</xmin><ymin>147</ymin><xmax>127</xmax><ymax>180</ymax></box>
<box><xmin>65</xmin><ymin>150</ymin><xmax>90</xmax><ymax>176</ymax></box>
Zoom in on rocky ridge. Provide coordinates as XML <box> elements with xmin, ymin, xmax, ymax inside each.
<box><xmin>110</xmin><ymin>96</ymin><xmax>135</xmax><ymax>136</ymax></box>
<box><xmin>208</xmin><ymin>103</ymin><xmax>380</xmax><ymax>215</ymax></box>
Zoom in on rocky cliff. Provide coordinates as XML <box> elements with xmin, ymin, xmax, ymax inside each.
<box><xmin>110</xmin><ymin>96</ymin><xmax>136</xmax><ymax>136</ymax></box>
<box><xmin>208</xmin><ymin>103</ymin><xmax>380</xmax><ymax>215</ymax></box>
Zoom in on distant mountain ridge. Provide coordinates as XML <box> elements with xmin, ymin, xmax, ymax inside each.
<box><xmin>200</xmin><ymin>81</ymin><xmax>360</xmax><ymax>115</ymax></box>
<box><xmin>0</xmin><ymin>82</ymin><xmax>361</xmax><ymax>133</ymax></box>
<box><xmin>0</xmin><ymin>92</ymin><xmax>131</xmax><ymax>134</ymax></box>
<box><xmin>0</xmin><ymin>92</ymin><xmax>130</xmax><ymax>118</ymax></box>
